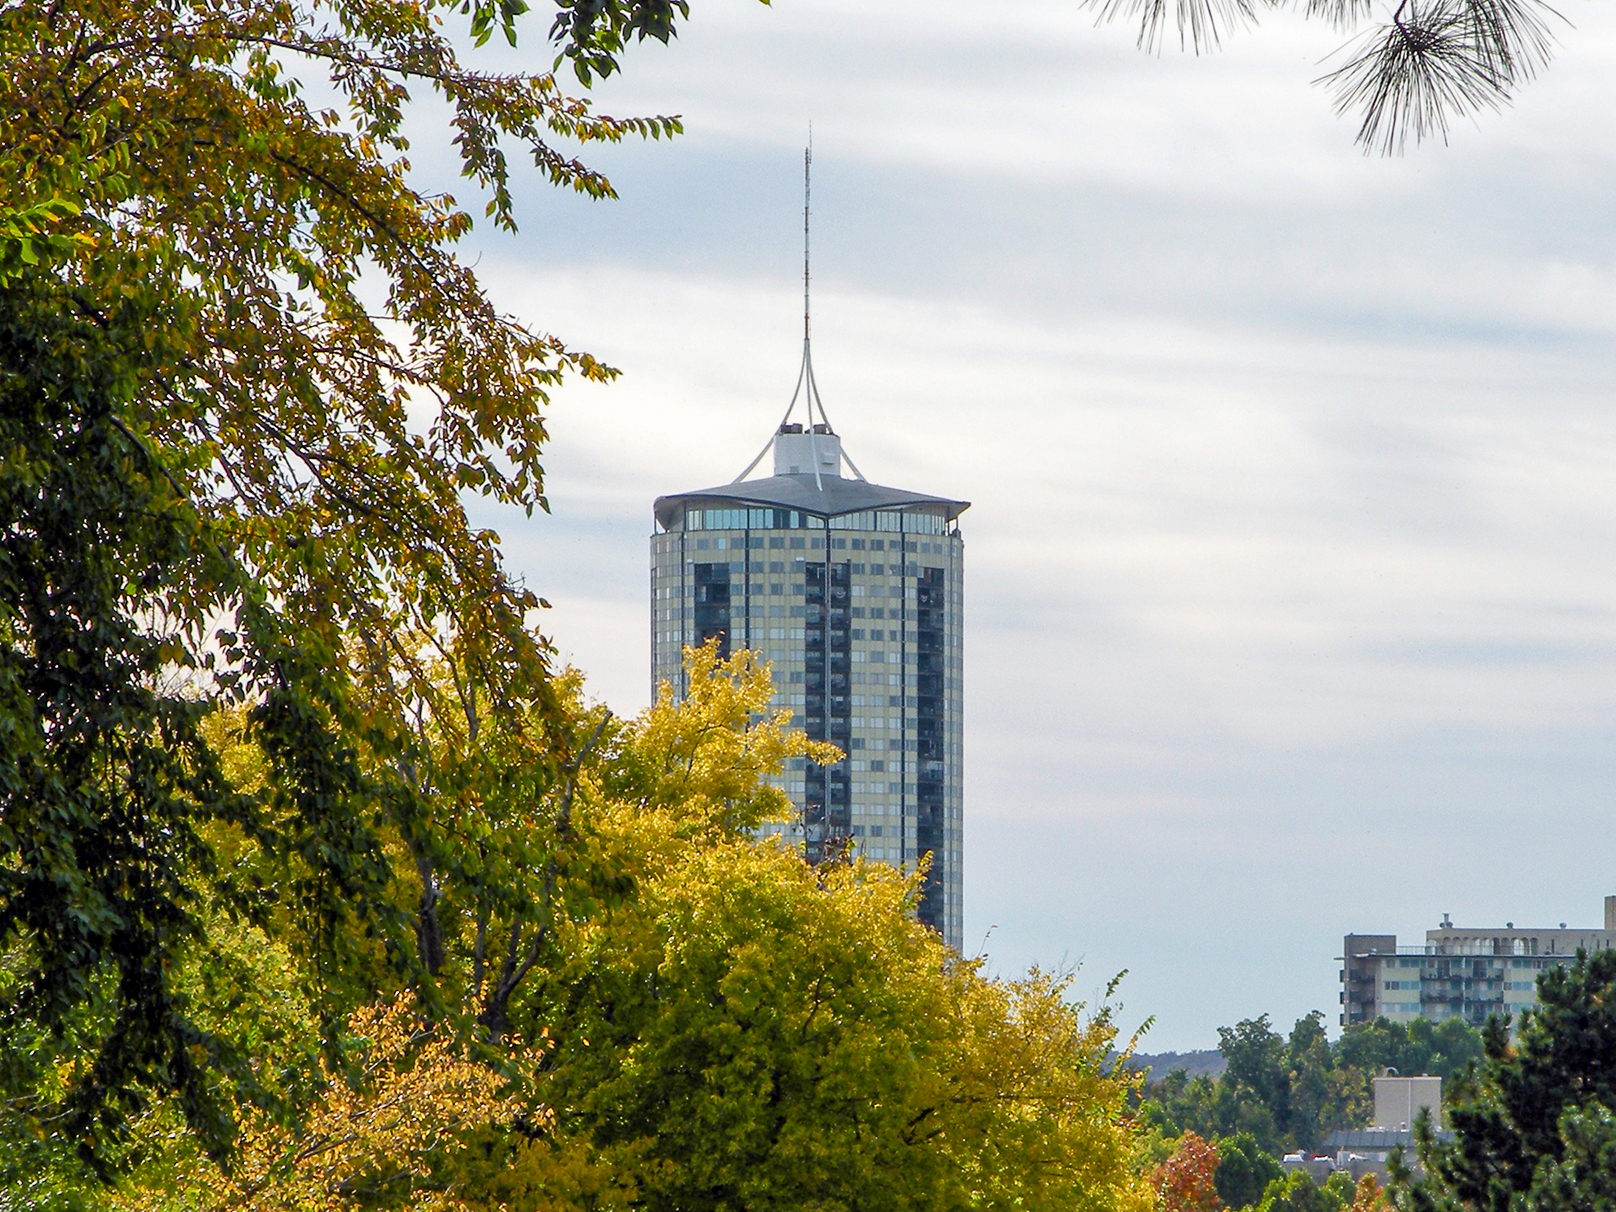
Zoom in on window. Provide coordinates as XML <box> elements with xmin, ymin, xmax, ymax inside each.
<box><xmin>851</xmin><ymin>539</ymin><xmax>865</xmax><ymax>550</ymax></box>
<box><xmin>870</xmin><ymin>540</ymin><xmax>884</xmax><ymax>550</ymax></box>
<box><xmin>790</xmin><ymin>537</ymin><xmax>805</xmax><ymax>549</ymax></box>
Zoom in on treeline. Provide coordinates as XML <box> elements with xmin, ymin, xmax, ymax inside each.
<box><xmin>1141</xmin><ymin>1013</ymin><xmax>1483</xmax><ymax>1154</ymax></box>
<box><xmin>1146</xmin><ymin>956</ymin><xmax>1616</xmax><ymax>1212</ymax></box>
<box><xmin>1135</xmin><ymin>1014</ymin><xmax>1484</xmax><ymax>1212</ymax></box>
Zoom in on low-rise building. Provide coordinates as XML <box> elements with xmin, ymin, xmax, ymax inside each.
<box><xmin>1341</xmin><ymin>897</ymin><xmax>1616</xmax><ymax>1028</ymax></box>
<box><xmin>1322</xmin><ymin>1076</ymin><xmax>1446</xmax><ymax>1181</ymax></box>
<box><xmin>1373</xmin><ymin>1074</ymin><xmax>1441</xmax><ymax>1131</ymax></box>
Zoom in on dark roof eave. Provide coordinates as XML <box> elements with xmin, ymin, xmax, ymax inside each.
<box><xmin>654</xmin><ymin>474</ymin><xmax>970</xmax><ymax>531</ymax></box>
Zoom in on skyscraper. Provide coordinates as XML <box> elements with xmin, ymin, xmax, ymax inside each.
<box><xmin>649</xmin><ymin>146</ymin><xmax>968</xmax><ymax>947</ymax></box>
<box><xmin>650</xmin><ymin>425</ymin><xmax>969</xmax><ymax>948</ymax></box>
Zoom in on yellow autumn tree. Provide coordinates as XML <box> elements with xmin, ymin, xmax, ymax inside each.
<box><xmin>115</xmin><ymin>1000</ymin><xmax>530</xmax><ymax>1212</ymax></box>
<box><xmin>101</xmin><ymin>644</ymin><xmax>1156</xmax><ymax>1212</ymax></box>
<box><xmin>501</xmin><ymin>643</ymin><xmax>1158</xmax><ymax>1212</ymax></box>
<box><xmin>626</xmin><ymin>640</ymin><xmax>841</xmax><ymax>837</ymax></box>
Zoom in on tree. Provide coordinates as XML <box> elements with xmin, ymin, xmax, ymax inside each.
<box><xmin>1284</xmin><ymin>1014</ymin><xmax>1341</xmax><ymax>1150</ymax></box>
<box><xmin>1336</xmin><ymin>1017</ymin><xmax>1484</xmax><ymax>1085</ymax></box>
<box><xmin>1403</xmin><ymin>948</ymin><xmax>1616</xmax><ymax>1212</ymax></box>
<box><xmin>400</xmin><ymin>640</ymin><xmax>834</xmax><ymax>1047</ymax></box>
<box><xmin>1155</xmin><ymin>1132</ymin><xmax>1224</xmax><ymax>1212</ymax></box>
<box><xmin>1347</xmin><ymin>1173</ymin><xmax>1390</xmax><ymax>1212</ymax></box>
<box><xmin>1221</xmin><ymin>1017</ymin><xmax>1289</xmax><ymax>1121</ymax></box>
<box><xmin>486</xmin><ymin>649</ymin><xmax>1155</xmax><ymax>1212</ymax></box>
<box><xmin>1254</xmin><ymin>1171</ymin><xmax>1355</xmax><ymax>1212</ymax></box>
<box><xmin>112</xmin><ymin>999</ymin><xmax>532</xmax><ymax>1212</ymax></box>
<box><xmin>1216</xmin><ymin>1132</ymin><xmax>1285</xmax><ymax>1209</ymax></box>
<box><xmin>60</xmin><ymin>643</ymin><xmax>1163</xmax><ymax>1210</ymax></box>
<box><xmin>1084</xmin><ymin>0</ymin><xmax>1563</xmax><ymax>152</ymax></box>
<box><xmin>1141</xmin><ymin>1012</ymin><xmax>1484</xmax><ymax>1158</ymax></box>
<box><xmin>0</xmin><ymin>0</ymin><xmax>705</xmax><ymax>1170</ymax></box>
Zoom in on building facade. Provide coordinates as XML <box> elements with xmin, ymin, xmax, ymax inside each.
<box><xmin>1341</xmin><ymin>897</ymin><xmax>1616</xmax><ymax>1028</ymax></box>
<box><xmin>651</xmin><ymin>425</ymin><xmax>968</xmax><ymax>949</ymax></box>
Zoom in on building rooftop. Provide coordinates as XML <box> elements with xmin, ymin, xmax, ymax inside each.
<box><xmin>1324</xmin><ymin>1129</ymin><xmax>1452</xmax><ymax>1150</ymax></box>
<box><xmin>654</xmin><ymin>473</ymin><xmax>970</xmax><ymax>532</ymax></box>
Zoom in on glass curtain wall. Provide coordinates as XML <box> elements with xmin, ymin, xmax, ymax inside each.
<box><xmin>650</xmin><ymin>506</ymin><xmax>964</xmax><ymax>947</ymax></box>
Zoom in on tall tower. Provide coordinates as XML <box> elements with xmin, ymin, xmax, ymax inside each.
<box><xmin>649</xmin><ymin>147</ymin><xmax>969</xmax><ymax>948</ymax></box>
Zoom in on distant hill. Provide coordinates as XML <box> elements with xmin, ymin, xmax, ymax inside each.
<box><xmin>1126</xmin><ymin>1049</ymin><xmax>1227</xmax><ymax>1082</ymax></box>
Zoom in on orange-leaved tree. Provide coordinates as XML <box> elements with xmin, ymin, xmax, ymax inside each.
<box><xmin>1154</xmin><ymin>1132</ymin><xmax>1223</xmax><ymax>1212</ymax></box>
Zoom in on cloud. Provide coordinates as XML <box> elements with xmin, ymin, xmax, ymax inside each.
<box><xmin>434</xmin><ymin>0</ymin><xmax>1616</xmax><ymax>1046</ymax></box>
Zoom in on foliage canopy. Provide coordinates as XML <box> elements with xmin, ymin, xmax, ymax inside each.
<box><xmin>1140</xmin><ymin>1012</ymin><xmax>1482</xmax><ymax>1154</ymax></box>
<box><xmin>0</xmin><ymin>0</ymin><xmax>695</xmax><ymax>1169</ymax></box>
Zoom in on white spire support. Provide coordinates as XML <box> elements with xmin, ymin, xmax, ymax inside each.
<box><xmin>732</xmin><ymin>136</ymin><xmax>867</xmax><ymax>486</ymax></box>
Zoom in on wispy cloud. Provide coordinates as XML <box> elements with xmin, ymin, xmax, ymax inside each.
<box><xmin>441</xmin><ymin>0</ymin><xmax>1616</xmax><ymax>1046</ymax></box>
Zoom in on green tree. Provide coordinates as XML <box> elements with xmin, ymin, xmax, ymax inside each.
<box><xmin>1222</xmin><ymin>1017</ymin><xmax>1288</xmax><ymax>1121</ymax></box>
<box><xmin>1215</xmin><ymin>1132</ymin><xmax>1285</xmax><ymax>1209</ymax></box>
<box><xmin>1404</xmin><ymin>949</ymin><xmax>1616</xmax><ymax>1212</ymax></box>
<box><xmin>1256</xmin><ymin>1170</ymin><xmax>1352</xmax><ymax>1212</ymax></box>
<box><xmin>1284</xmin><ymin>1013</ymin><xmax>1344</xmax><ymax>1150</ymax></box>
<box><xmin>0</xmin><ymin>0</ymin><xmax>704</xmax><ymax>1172</ymax></box>
<box><xmin>1142</xmin><ymin>1011</ymin><xmax>1485</xmax><ymax>1160</ymax></box>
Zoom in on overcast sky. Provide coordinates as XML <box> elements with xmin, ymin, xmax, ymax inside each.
<box><xmin>427</xmin><ymin>0</ymin><xmax>1616</xmax><ymax>1049</ymax></box>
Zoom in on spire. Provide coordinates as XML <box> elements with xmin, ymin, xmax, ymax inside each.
<box><xmin>803</xmin><ymin>137</ymin><xmax>811</xmax><ymax>344</ymax></box>
<box><xmin>732</xmin><ymin>136</ymin><xmax>869</xmax><ymax>487</ymax></box>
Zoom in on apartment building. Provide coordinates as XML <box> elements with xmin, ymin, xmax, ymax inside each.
<box><xmin>1341</xmin><ymin>897</ymin><xmax>1616</xmax><ymax>1027</ymax></box>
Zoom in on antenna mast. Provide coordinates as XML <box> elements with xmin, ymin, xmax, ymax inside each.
<box><xmin>803</xmin><ymin>141</ymin><xmax>811</xmax><ymax>344</ymax></box>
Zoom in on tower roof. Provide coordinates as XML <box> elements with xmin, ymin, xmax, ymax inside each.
<box><xmin>654</xmin><ymin>474</ymin><xmax>969</xmax><ymax>532</ymax></box>
<box><xmin>660</xmin><ymin>144</ymin><xmax>968</xmax><ymax>536</ymax></box>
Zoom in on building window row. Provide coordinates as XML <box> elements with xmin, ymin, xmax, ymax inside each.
<box><xmin>682</xmin><ymin>507</ymin><xmax>953</xmax><ymax>535</ymax></box>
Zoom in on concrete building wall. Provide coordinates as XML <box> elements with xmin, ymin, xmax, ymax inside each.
<box><xmin>1373</xmin><ymin>1075</ymin><xmax>1442</xmax><ymax>1131</ymax></box>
